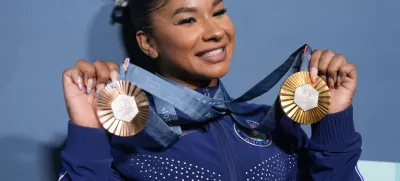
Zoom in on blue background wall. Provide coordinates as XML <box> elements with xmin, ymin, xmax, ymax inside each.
<box><xmin>0</xmin><ymin>0</ymin><xmax>399</xmax><ymax>180</ymax></box>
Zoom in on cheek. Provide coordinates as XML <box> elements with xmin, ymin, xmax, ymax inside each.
<box><xmin>222</xmin><ymin>17</ymin><xmax>235</xmax><ymax>41</ymax></box>
<box><xmin>157</xmin><ymin>29</ymin><xmax>201</xmax><ymax>69</ymax></box>
<box><xmin>220</xmin><ymin>18</ymin><xmax>235</xmax><ymax>60</ymax></box>
<box><xmin>160</xmin><ymin>28</ymin><xmax>200</xmax><ymax>53</ymax></box>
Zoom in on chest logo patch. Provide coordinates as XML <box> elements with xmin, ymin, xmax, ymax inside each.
<box><xmin>234</xmin><ymin>120</ymin><xmax>272</xmax><ymax>147</ymax></box>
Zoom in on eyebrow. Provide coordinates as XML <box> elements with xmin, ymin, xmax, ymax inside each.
<box><xmin>213</xmin><ymin>0</ymin><xmax>223</xmax><ymax>6</ymax></box>
<box><xmin>172</xmin><ymin>0</ymin><xmax>223</xmax><ymax>17</ymax></box>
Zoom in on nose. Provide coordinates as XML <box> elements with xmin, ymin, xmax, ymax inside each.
<box><xmin>202</xmin><ymin>19</ymin><xmax>224</xmax><ymax>42</ymax></box>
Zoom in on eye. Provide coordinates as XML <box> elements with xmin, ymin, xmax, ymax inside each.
<box><xmin>213</xmin><ymin>8</ymin><xmax>227</xmax><ymax>17</ymax></box>
<box><xmin>176</xmin><ymin>17</ymin><xmax>197</xmax><ymax>25</ymax></box>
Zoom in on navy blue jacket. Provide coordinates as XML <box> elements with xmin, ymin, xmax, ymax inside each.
<box><xmin>59</xmin><ymin>86</ymin><xmax>363</xmax><ymax>181</ymax></box>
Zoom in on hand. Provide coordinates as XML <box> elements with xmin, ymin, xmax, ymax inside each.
<box><xmin>309</xmin><ymin>50</ymin><xmax>357</xmax><ymax>114</ymax></box>
<box><xmin>62</xmin><ymin>59</ymin><xmax>125</xmax><ymax>128</ymax></box>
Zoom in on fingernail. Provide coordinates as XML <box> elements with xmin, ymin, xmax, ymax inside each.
<box><xmin>123</xmin><ymin>58</ymin><xmax>129</xmax><ymax>63</ymax></box>
<box><xmin>86</xmin><ymin>78</ymin><xmax>94</xmax><ymax>94</ymax></box>
<box><xmin>328</xmin><ymin>77</ymin><xmax>335</xmax><ymax>89</ymax></box>
<box><xmin>95</xmin><ymin>83</ymin><xmax>105</xmax><ymax>97</ymax></box>
<box><xmin>110</xmin><ymin>71</ymin><xmax>119</xmax><ymax>88</ymax></box>
<box><xmin>77</xmin><ymin>76</ymin><xmax>83</xmax><ymax>90</ymax></box>
<box><xmin>110</xmin><ymin>71</ymin><xmax>118</xmax><ymax>81</ymax></box>
<box><xmin>106</xmin><ymin>80</ymin><xmax>117</xmax><ymax>88</ymax></box>
<box><xmin>310</xmin><ymin>67</ymin><xmax>318</xmax><ymax>83</ymax></box>
<box><xmin>124</xmin><ymin>58</ymin><xmax>130</xmax><ymax>65</ymax></box>
<box><xmin>111</xmin><ymin>81</ymin><xmax>117</xmax><ymax>88</ymax></box>
<box><xmin>123</xmin><ymin>58</ymin><xmax>129</xmax><ymax>72</ymax></box>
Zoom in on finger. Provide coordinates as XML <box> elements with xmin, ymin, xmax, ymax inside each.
<box><xmin>76</xmin><ymin>59</ymin><xmax>96</xmax><ymax>93</ymax></box>
<box><xmin>94</xmin><ymin>83</ymin><xmax>106</xmax><ymax>97</ymax></box>
<box><xmin>63</xmin><ymin>68</ymin><xmax>83</xmax><ymax>90</ymax></box>
<box><xmin>119</xmin><ymin>58</ymin><xmax>130</xmax><ymax>80</ymax></box>
<box><xmin>336</xmin><ymin>75</ymin><xmax>341</xmax><ymax>88</ymax></box>
<box><xmin>309</xmin><ymin>50</ymin><xmax>322</xmax><ymax>83</ymax></box>
<box><xmin>338</xmin><ymin>62</ymin><xmax>357</xmax><ymax>84</ymax></box>
<box><xmin>319</xmin><ymin>75</ymin><xmax>327</xmax><ymax>84</ymax></box>
<box><xmin>94</xmin><ymin>61</ymin><xmax>111</xmax><ymax>84</ymax></box>
<box><xmin>328</xmin><ymin>77</ymin><xmax>335</xmax><ymax>89</ymax></box>
<box><xmin>327</xmin><ymin>54</ymin><xmax>346</xmax><ymax>88</ymax></box>
<box><xmin>87</xmin><ymin>78</ymin><xmax>96</xmax><ymax>94</ymax></box>
<box><xmin>93</xmin><ymin>60</ymin><xmax>111</xmax><ymax>96</ymax></box>
<box><xmin>122</xmin><ymin>58</ymin><xmax>130</xmax><ymax>72</ymax></box>
<box><xmin>104</xmin><ymin>61</ymin><xmax>120</xmax><ymax>88</ymax></box>
<box><xmin>318</xmin><ymin>50</ymin><xmax>335</xmax><ymax>76</ymax></box>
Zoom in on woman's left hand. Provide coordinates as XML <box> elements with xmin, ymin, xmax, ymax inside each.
<box><xmin>309</xmin><ymin>49</ymin><xmax>358</xmax><ymax>114</ymax></box>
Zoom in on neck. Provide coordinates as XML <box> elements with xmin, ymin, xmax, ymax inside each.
<box><xmin>156</xmin><ymin>61</ymin><xmax>220</xmax><ymax>89</ymax></box>
<box><xmin>158</xmin><ymin>72</ymin><xmax>219</xmax><ymax>89</ymax></box>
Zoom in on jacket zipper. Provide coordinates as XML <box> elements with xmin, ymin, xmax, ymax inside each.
<box><xmin>201</xmin><ymin>88</ymin><xmax>238</xmax><ymax>181</ymax></box>
<box><xmin>215</xmin><ymin>121</ymin><xmax>238</xmax><ymax>181</ymax></box>
<box><xmin>203</xmin><ymin>88</ymin><xmax>210</xmax><ymax>97</ymax></box>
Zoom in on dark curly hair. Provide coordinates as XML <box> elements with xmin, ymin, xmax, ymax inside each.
<box><xmin>129</xmin><ymin>0</ymin><xmax>168</xmax><ymax>32</ymax></box>
<box><xmin>111</xmin><ymin>0</ymin><xmax>169</xmax><ymax>72</ymax></box>
<box><xmin>112</xmin><ymin>0</ymin><xmax>168</xmax><ymax>32</ymax></box>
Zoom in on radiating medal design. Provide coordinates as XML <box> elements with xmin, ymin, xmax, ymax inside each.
<box><xmin>97</xmin><ymin>80</ymin><xmax>150</xmax><ymax>137</ymax></box>
<box><xmin>279</xmin><ymin>71</ymin><xmax>331</xmax><ymax>124</ymax></box>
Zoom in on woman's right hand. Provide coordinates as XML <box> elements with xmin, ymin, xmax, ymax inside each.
<box><xmin>62</xmin><ymin>59</ymin><xmax>125</xmax><ymax>128</ymax></box>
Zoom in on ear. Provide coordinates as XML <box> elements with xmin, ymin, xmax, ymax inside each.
<box><xmin>136</xmin><ymin>30</ymin><xmax>159</xmax><ymax>59</ymax></box>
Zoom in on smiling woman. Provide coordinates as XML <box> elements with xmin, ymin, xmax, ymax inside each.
<box><xmin>132</xmin><ymin>0</ymin><xmax>235</xmax><ymax>89</ymax></box>
<box><xmin>59</xmin><ymin>0</ymin><xmax>363</xmax><ymax>181</ymax></box>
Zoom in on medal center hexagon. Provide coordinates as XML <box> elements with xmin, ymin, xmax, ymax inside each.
<box><xmin>111</xmin><ymin>94</ymin><xmax>138</xmax><ymax>123</ymax></box>
<box><xmin>294</xmin><ymin>84</ymin><xmax>319</xmax><ymax>111</ymax></box>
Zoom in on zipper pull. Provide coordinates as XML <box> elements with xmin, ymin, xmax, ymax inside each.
<box><xmin>203</xmin><ymin>88</ymin><xmax>210</xmax><ymax>97</ymax></box>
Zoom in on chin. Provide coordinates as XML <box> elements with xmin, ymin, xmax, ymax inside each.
<box><xmin>200</xmin><ymin>64</ymin><xmax>230</xmax><ymax>80</ymax></box>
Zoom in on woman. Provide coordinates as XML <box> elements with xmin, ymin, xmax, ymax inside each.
<box><xmin>60</xmin><ymin>0</ymin><xmax>362</xmax><ymax>180</ymax></box>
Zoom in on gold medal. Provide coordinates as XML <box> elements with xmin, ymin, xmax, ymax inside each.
<box><xmin>279</xmin><ymin>71</ymin><xmax>331</xmax><ymax>124</ymax></box>
<box><xmin>97</xmin><ymin>80</ymin><xmax>149</xmax><ymax>137</ymax></box>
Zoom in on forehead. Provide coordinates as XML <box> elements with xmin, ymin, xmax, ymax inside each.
<box><xmin>160</xmin><ymin>0</ymin><xmax>222</xmax><ymax>10</ymax></box>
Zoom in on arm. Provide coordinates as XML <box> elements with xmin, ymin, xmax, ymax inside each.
<box><xmin>59</xmin><ymin>121</ymin><xmax>124</xmax><ymax>181</ymax></box>
<box><xmin>297</xmin><ymin>105</ymin><xmax>363</xmax><ymax>181</ymax></box>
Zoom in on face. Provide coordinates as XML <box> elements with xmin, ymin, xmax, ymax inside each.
<box><xmin>137</xmin><ymin>0</ymin><xmax>235</xmax><ymax>88</ymax></box>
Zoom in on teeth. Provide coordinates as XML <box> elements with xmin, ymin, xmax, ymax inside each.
<box><xmin>203</xmin><ymin>48</ymin><xmax>223</xmax><ymax>57</ymax></box>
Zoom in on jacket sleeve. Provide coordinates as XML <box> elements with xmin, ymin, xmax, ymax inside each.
<box><xmin>296</xmin><ymin>105</ymin><xmax>364</xmax><ymax>181</ymax></box>
<box><xmin>58</xmin><ymin>121</ymin><xmax>124</xmax><ymax>181</ymax></box>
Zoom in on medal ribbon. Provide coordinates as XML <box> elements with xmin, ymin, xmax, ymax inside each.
<box><xmin>117</xmin><ymin>44</ymin><xmax>312</xmax><ymax>148</ymax></box>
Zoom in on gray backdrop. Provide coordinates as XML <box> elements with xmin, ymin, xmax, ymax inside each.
<box><xmin>0</xmin><ymin>0</ymin><xmax>398</xmax><ymax>181</ymax></box>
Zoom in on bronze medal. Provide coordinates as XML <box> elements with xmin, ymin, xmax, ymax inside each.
<box><xmin>97</xmin><ymin>80</ymin><xmax>149</xmax><ymax>137</ymax></box>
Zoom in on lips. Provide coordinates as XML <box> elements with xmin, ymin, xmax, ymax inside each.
<box><xmin>195</xmin><ymin>45</ymin><xmax>227</xmax><ymax>57</ymax></box>
<box><xmin>195</xmin><ymin>45</ymin><xmax>227</xmax><ymax>63</ymax></box>
<box><xmin>202</xmin><ymin>48</ymin><xmax>224</xmax><ymax>57</ymax></box>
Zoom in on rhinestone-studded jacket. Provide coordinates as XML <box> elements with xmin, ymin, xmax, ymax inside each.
<box><xmin>59</xmin><ymin>86</ymin><xmax>363</xmax><ymax>181</ymax></box>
